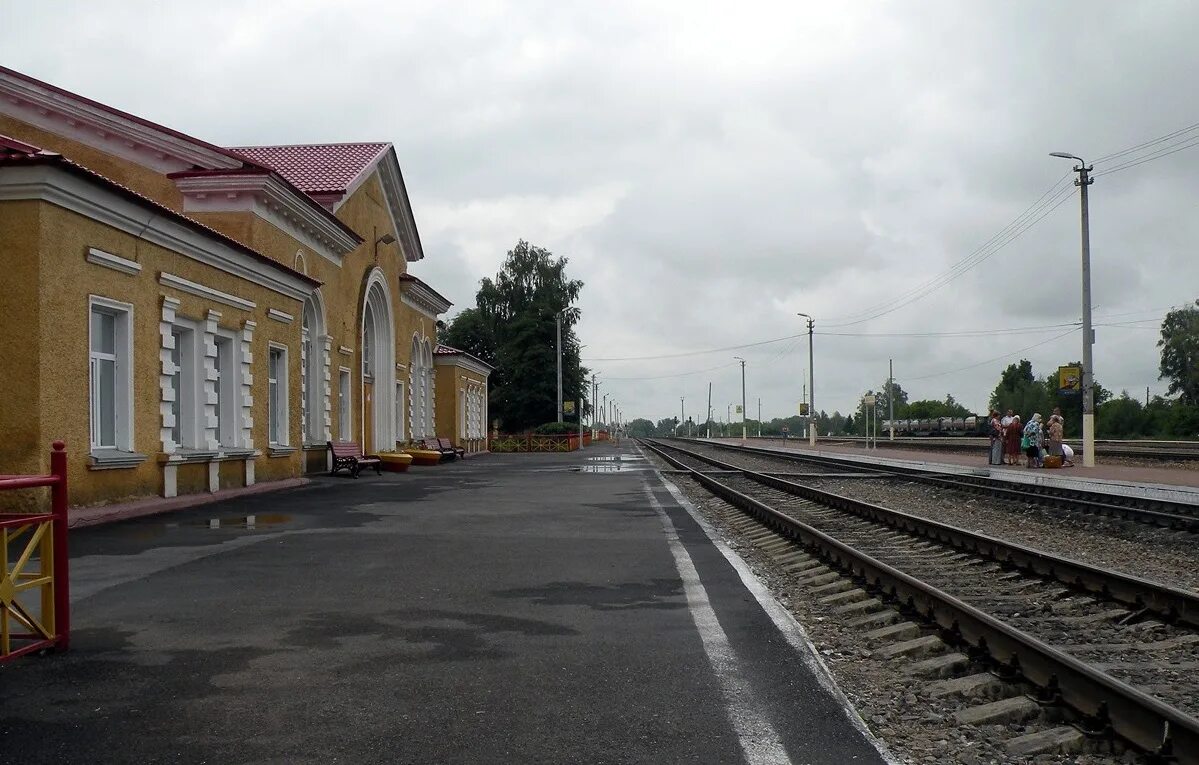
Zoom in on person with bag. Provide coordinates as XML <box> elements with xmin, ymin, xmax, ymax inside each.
<box><xmin>1004</xmin><ymin>414</ymin><xmax>1023</xmax><ymax>466</ymax></box>
<box><xmin>987</xmin><ymin>410</ymin><xmax>1004</xmax><ymax>465</ymax></box>
<box><xmin>1022</xmin><ymin>414</ymin><xmax>1043</xmax><ymax>468</ymax></box>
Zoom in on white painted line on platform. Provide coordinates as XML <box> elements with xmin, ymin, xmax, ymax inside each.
<box><xmin>643</xmin><ymin>455</ymin><xmax>898</xmax><ymax>765</ymax></box>
<box><xmin>643</xmin><ymin>479</ymin><xmax>793</xmax><ymax>765</ymax></box>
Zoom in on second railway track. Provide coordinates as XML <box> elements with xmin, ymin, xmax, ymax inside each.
<box><xmin>642</xmin><ymin>437</ymin><xmax>1199</xmax><ymax>763</ymax></box>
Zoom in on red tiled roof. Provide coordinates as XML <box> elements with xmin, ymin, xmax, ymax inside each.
<box><xmin>0</xmin><ymin>138</ymin><xmax>320</xmax><ymax>288</ymax></box>
<box><xmin>228</xmin><ymin>142</ymin><xmax>390</xmax><ymax>195</ymax></box>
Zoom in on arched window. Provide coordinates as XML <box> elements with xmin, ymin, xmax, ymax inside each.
<box><xmin>301</xmin><ymin>291</ymin><xmax>327</xmax><ymax>443</ymax></box>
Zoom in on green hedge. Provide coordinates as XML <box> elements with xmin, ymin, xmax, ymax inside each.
<box><xmin>532</xmin><ymin>421</ymin><xmax>581</xmax><ymax>435</ymax></box>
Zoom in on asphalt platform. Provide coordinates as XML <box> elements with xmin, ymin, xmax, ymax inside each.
<box><xmin>0</xmin><ymin>442</ymin><xmax>888</xmax><ymax>765</ymax></box>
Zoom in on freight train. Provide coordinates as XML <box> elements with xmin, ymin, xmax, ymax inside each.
<box><xmin>880</xmin><ymin>417</ymin><xmax>990</xmax><ymax>436</ymax></box>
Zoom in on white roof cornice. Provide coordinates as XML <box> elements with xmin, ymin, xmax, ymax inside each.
<box><xmin>174</xmin><ymin>173</ymin><xmax>362</xmax><ymax>263</ymax></box>
<box><xmin>0</xmin><ymin>70</ymin><xmax>243</xmax><ymax>173</ymax></box>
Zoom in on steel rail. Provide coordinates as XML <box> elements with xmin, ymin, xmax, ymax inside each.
<box><xmin>752</xmin><ymin>435</ymin><xmax>1199</xmax><ymax>461</ymax></box>
<box><xmin>641</xmin><ymin>439</ymin><xmax>1199</xmax><ymax>762</ymax></box>
<box><xmin>689</xmin><ymin>438</ymin><xmax>1199</xmax><ymax>528</ymax></box>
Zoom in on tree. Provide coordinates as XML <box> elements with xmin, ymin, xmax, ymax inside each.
<box><xmin>1159</xmin><ymin>300</ymin><xmax>1199</xmax><ymax>404</ymax></box>
<box><xmin>442</xmin><ymin>241</ymin><xmax>586</xmax><ymax>432</ymax></box>
<box><xmin>874</xmin><ymin>380</ymin><xmax>909</xmax><ymax>420</ymax></box>
<box><xmin>627</xmin><ymin>418</ymin><xmax>655</xmax><ymax>437</ymax></box>
<box><xmin>989</xmin><ymin>359</ymin><xmax>1050</xmax><ymax>418</ymax></box>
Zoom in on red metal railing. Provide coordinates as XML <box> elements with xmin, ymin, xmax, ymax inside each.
<box><xmin>0</xmin><ymin>441</ymin><xmax>69</xmax><ymax>661</ymax></box>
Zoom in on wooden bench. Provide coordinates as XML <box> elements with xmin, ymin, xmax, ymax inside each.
<box><xmin>438</xmin><ymin>437</ymin><xmax>466</xmax><ymax>460</ymax></box>
<box><xmin>327</xmin><ymin>441</ymin><xmax>382</xmax><ymax>478</ymax></box>
<box><xmin>420</xmin><ymin>438</ymin><xmax>458</xmax><ymax>462</ymax></box>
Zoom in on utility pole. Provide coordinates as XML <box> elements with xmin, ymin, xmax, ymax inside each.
<box><xmin>797</xmin><ymin>313</ymin><xmax>816</xmax><ymax>445</ymax></box>
<box><xmin>706</xmin><ymin>381</ymin><xmax>712</xmax><ymax>439</ymax></box>
<box><xmin>555</xmin><ymin>311</ymin><xmax>563</xmax><ymax>423</ymax></box>
<box><xmin>680</xmin><ymin>396</ymin><xmax>685</xmax><ymax>437</ymax></box>
<box><xmin>602</xmin><ymin>393</ymin><xmax>607</xmax><ymax>431</ymax></box>
<box><xmin>757</xmin><ymin>397</ymin><xmax>761</xmax><ymax>437</ymax></box>
<box><xmin>1146</xmin><ymin>386</ymin><xmax>1150</xmax><ymax>407</ymax></box>
<box><xmin>1051</xmin><ymin>152</ymin><xmax>1096</xmax><ymax>468</ymax></box>
<box><xmin>888</xmin><ymin>359</ymin><xmax>895</xmax><ymax>440</ymax></box>
<box><xmin>578</xmin><ymin>398</ymin><xmax>583</xmax><ymax>446</ymax></box>
<box><xmin>735</xmin><ymin>357</ymin><xmax>747</xmax><ymax>442</ymax></box>
<box><xmin>591</xmin><ymin>375</ymin><xmax>598</xmax><ymax>439</ymax></box>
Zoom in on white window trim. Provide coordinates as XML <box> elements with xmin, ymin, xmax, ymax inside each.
<box><xmin>88</xmin><ymin>296</ymin><xmax>136</xmax><ymax>453</ymax></box>
<box><xmin>339</xmin><ymin>367</ymin><xmax>352</xmax><ymax>442</ymax></box>
<box><xmin>268</xmin><ymin>342</ymin><xmax>290</xmax><ymax>446</ymax></box>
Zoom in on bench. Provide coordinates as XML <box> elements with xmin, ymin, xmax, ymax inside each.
<box><xmin>327</xmin><ymin>441</ymin><xmax>382</xmax><ymax>478</ymax></box>
<box><xmin>438</xmin><ymin>437</ymin><xmax>466</xmax><ymax>460</ymax></box>
<box><xmin>419</xmin><ymin>438</ymin><xmax>458</xmax><ymax>462</ymax></box>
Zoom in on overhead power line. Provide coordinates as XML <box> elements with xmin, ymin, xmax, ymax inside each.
<box><xmin>903</xmin><ymin>328</ymin><xmax>1079</xmax><ymax>382</ymax></box>
<box><xmin>824</xmin><ymin>181</ymin><xmax>1077</xmax><ymax>328</ymax></box>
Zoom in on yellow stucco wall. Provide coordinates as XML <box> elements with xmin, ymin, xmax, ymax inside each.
<box><xmin>0</xmin><ymin>202</ymin><xmax>44</xmax><ymax>487</ymax></box>
<box><xmin>1</xmin><ymin>197</ymin><xmax>307</xmax><ymax>509</ymax></box>
<box><xmin>434</xmin><ymin>364</ymin><xmax>489</xmax><ymax>453</ymax></box>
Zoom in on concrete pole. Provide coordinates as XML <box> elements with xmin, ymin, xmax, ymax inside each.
<box><xmin>591</xmin><ymin>375</ymin><xmax>598</xmax><ymax>439</ymax></box>
<box><xmin>578</xmin><ymin>398</ymin><xmax>583</xmax><ymax>446</ymax></box>
<box><xmin>680</xmin><ymin>396</ymin><xmax>685</xmax><ymax>436</ymax></box>
<box><xmin>888</xmin><ymin>358</ymin><xmax>895</xmax><ymax>440</ymax></box>
<box><xmin>757</xmin><ymin>397</ymin><xmax>761</xmax><ymax>437</ymax></box>
<box><xmin>1079</xmin><ymin>164</ymin><xmax>1096</xmax><ymax>468</ymax></box>
<box><xmin>737</xmin><ymin>358</ymin><xmax>747</xmax><ymax>442</ymax></box>
<box><xmin>706</xmin><ymin>381</ymin><xmax>712</xmax><ymax>439</ymax></box>
<box><xmin>555</xmin><ymin>312</ymin><xmax>563</xmax><ymax>423</ymax></box>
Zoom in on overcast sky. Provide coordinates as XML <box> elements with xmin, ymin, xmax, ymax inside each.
<box><xmin>5</xmin><ymin>1</ymin><xmax>1198</xmax><ymax>424</ymax></box>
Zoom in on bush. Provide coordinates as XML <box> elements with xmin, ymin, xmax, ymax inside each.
<box><xmin>532</xmin><ymin>421</ymin><xmax>580</xmax><ymax>435</ymax></box>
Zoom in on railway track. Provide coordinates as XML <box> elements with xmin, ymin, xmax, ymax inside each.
<box><xmin>641</xmin><ymin>437</ymin><xmax>1199</xmax><ymax>763</ymax></box>
<box><xmin>682</xmin><ymin>438</ymin><xmax>1199</xmax><ymax>531</ymax></box>
<box><xmin>757</xmin><ymin>435</ymin><xmax>1199</xmax><ymax>462</ymax></box>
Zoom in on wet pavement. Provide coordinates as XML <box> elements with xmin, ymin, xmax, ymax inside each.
<box><xmin>1</xmin><ymin>443</ymin><xmax>887</xmax><ymax>764</ymax></box>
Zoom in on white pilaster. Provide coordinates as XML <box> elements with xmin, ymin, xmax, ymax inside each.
<box><xmin>240</xmin><ymin>320</ymin><xmax>256</xmax><ymax>448</ymax></box>
<box><xmin>207</xmin><ymin>461</ymin><xmax>220</xmax><ymax>493</ymax></box>
<box><xmin>163</xmin><ymin>463</ymin><xmax>178</xmax><ymax>498</ymax></box>
<box><xmin>321</xmin><ymin>335</ymin><xmax>333</xmax><ymax>440</ymax></box>
<box><xmin>202</xmin><ymin>310</ymin><xmax>221</xmax><ymax>450</ymax></box>
<box><xmin>159</xmin><ymin>296</ymin><xmax>181</xmax><ymax>454</ymax></box>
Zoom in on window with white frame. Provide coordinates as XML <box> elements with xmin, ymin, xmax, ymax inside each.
<box><xmin>168</xmin><ymin>323</ymin><xmax>202</xmax><ymax>449</ymax></box>
<box><xmin>268</xmin><ymin>346</ymin><xmax>290</xmax><ymax>445</ymax></box>
<box><xmin>339</xmin><ymin>368</ymin><xmax>351</xmax><ymax>441</ymax></box>
<box><xmin>395</xmin><ymin>381</ymin><xmax>406</xmax><ymax>442</ymax></box>
<box><xmin>89</xmin><ymin>299</ymin><xmax>133</xmax><ymax>451</ymax></box>
<box><xmin>214</xmin><ymin>333</ymin><xmax>238</xmax><ymax>448</ymax></box>
<box><xmin>459</xmin><ymin>388</ymin><xmax>466</xmax><ymax>439</ymax></box>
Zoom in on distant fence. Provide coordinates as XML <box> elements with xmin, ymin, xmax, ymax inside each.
<box><xmin>0</xmin><ymin>441</ymin><xmax>70</xmax><ymax>662</ymax></box>
<box><xmin>490</xmin><ymin>432</ymin><xmax>595</xmax><ymax>453</ymax></box>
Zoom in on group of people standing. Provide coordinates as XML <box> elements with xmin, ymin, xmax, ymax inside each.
<box><xmin>988</xmin><ymin>408</ymin><xmax>1073</xmax><ymax>468</ymax></box>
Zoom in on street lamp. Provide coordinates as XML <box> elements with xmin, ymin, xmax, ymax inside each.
<box><xmin>555</xmin><ymin>309</ymin><xmax>566</xmax><ymax>423</ymax></box>
<box><xmin>733</xmin><ymin>357</ymin><xmax>747</xmax><ymax>442</ymax></box>
<box><xmin>1050</xmin><ymin>152</ymin><xmax>1096</xmax><ymax>468</ymax></box>
<box><xmin>797</xmin><ymin>313</ymin><xmax>816</xmax><ymax>445</ymax></box>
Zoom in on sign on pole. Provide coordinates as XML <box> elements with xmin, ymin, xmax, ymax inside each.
<box><xmin>563</xmin><ymin>401</ymin><xmax>576</xmax><ymax>414</ymax></box>
<box><xmin>863</xmin><ymin>394</ymin><xmax>876</xmax><ymax>406</ymax></box>
<box><xmin>1058</xmin><ymin>366</ymin><xmax>1082</xmax><ymax>394</ymax></box>
<box><xmin>735</xmin><ymin>404</ymin><xmax>743</xmax><ymax>414</ymax></box>
<box><xmin>798</xmin><ymin>403</ymin><xmax>809</xmax><ymax>416</ymax></box>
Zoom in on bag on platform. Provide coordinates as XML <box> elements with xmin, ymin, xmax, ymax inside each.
<box><xmin>1020</xmin><ymin>435</ymin><xmax>1030</xmax><ymax>450</ymax></box>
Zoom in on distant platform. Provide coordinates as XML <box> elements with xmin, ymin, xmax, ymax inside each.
<box><xmin>713</xmin><ymin>437</ymin><xmax>1199</xmax><ymax>506</ymax></box>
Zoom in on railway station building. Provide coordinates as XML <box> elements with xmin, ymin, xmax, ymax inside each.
<box><xmin>0</xmin><ymin>65</ymin><xmax>489</xmax><ymax>510</ymax></box>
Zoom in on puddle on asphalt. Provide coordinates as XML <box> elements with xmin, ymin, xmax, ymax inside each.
<box><xmin>572</xmin><ymin>455</ymin><xmax>650</xmax><ymax>473</ymax></box>
<box><xmin>197</xmin><ymin>513</ymin><xmax>292</xmax><ymax>530</ymax></box>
